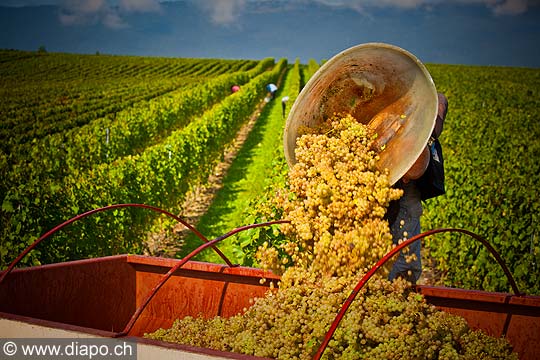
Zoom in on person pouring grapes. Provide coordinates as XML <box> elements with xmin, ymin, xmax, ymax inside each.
<box><xmin>387</xmin><ymin>92</ymin><xmax>449</xmax><ymax>284</ymax></box>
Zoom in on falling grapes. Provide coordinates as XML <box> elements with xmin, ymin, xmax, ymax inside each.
<box><xmin>145</xmin><ymin>114</ymin><xmax>518</xmax><ymax>359</ymax></box>
<box><xmin>273</xmin><ymin>114</ymin><xmax>402</xmax><ymax>280</ymax></box>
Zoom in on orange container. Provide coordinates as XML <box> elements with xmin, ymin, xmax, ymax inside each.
<box><xmin>1</xmin><ymin>255</ymin><xmax>539</xmax><ymax>359</ymax></box>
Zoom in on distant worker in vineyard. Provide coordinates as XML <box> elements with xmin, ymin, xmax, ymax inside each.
<box><xmin>387</xmin><ymin>92</ymin><xmax>448</xmax><ymax>284</ymax></box>
<box><xmin>266</xmin><ymin>83</ymin><xmax>278</xmax><ymax>99</ymax></box>
<box><xmin>281</xmin><ymin>96</ymin><xmax>289</xmax><ymax>118</ymax></box>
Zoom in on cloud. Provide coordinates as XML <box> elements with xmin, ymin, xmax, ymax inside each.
<box><xmin>311</xmin><ymin>0</ymin><xmax>531</xmax><ymax>15</ymax></box>
<box><xmin>191</xmin><ymin>0</ymin><xmax>531</xmax><ymax>27</ymax></box>
<box><xmin>195</xmin><ymin>0</ymin><xmax>247</xmax><ymax>26</ymax></box>
<box><xmin>314</xmin><ymin>0</ymin><xmax>425</xmax><ymax>11</ymax></box>
<box><xmin>102</xmin><ymin>9</ymin><xmax>128</xmax><ymax>28</ymax></box>
<box><xmin>58</xmin><ymin>0</ymin><xmax>115</xmax><ymax>27</ymax></box>
<box><xmin>0</xmin><ymin>0</ymin><xmax>58</xmax><ymax>5</ymax></box>
<box><xmin>317</xmin><ymin>0</ymin><xmax>531</xmax><ymax>15</ymax></box>
<box><xmin>492</xmin><ymin>0</ymin><xmax>528</xmax><ymax>15</ymax></box>
<box><xmin>1</xmin><ymin>0</ymin><xmax>532</xmax><ymax>29</ymax></box>
<box><xmin>57</xmin><ymin>0</ymin><xmax>161</xmax><ymax>28</ymax></box>
<box><xmin>118</xmin><ymin>0</ymin><xmax>160</xmax><ymax>12</ymax></box>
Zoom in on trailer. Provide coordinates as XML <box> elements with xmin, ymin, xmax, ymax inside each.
<box><xmin>1</xmin><ymin>254</ymin><xmax>539</xmax><ymax>359</ymax></box>
<box><xmin>1</xmin><ymin>205</ymin><xmax>538</xmax><ymax>359</ymax></box>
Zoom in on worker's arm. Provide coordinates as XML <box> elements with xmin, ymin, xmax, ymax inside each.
<box><xmin>433</xmin><ymin>93</ymin><xmax>448</xmax><ymax>139</ymax></box>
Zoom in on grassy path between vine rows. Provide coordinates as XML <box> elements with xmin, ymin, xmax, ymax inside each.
<box><xmin>174</xmin><ymin>64</ymin><xmax>300</xmax><ymax>264</ymax></box>
<box><xmin>145</xmin><ymin>63</ymin><xmax>290</xmax><ymax>261</ymax></box>
<box><xmin>144</xmin><ymin>95</ymin><xmax>270</xmax><ymax>258</ymax></box>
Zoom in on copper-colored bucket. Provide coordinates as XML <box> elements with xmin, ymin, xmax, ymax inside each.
<box><xmin>284</xmin><ymin>43</ymin><xmax>438</xmax><ymax>185</ymax></box>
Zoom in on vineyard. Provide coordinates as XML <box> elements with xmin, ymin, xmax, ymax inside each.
<box><xmin>1</xmin><ymin>48</ymin><xmax>539</xmax><ymax>300</ymax></box>
<box><xmin>0</xmin><ymin>49</ymin><xmax>285</xmax><ymax>267</ymax></box>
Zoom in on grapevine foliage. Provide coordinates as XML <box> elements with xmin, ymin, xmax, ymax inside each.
<box><xmin>0</xmin><ymin>51</ymin><xmax>285</xmax><ymax>268</ymax></box>
<box><xmin>422</xmin><ymin>64</ymin><xmax>540</xmax><ymax>295</ymax></box>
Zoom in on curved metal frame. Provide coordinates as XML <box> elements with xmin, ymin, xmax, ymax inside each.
<box><xmin>312</xmin><ymin>227</ymin><xmax>522</xmax><ymax>360</ymax></box>
<box><xmin>0</xmin><ymin>203</ymin><xmax>289</xmax><ymax>338</ymax></box>
<box><xmin>0</xmin><ymin>203</ymin><xmax>234</xmax><ymax>284</ymax></box>
<box><xmin>116</xmin><ymin>219</ymin><xmax>288</xmax><ymax>336</ymax></box>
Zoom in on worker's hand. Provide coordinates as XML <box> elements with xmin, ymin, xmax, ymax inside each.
<box><xmin>402</xmin><ymin>145</ymin><xmax>430</xmax><ymax>183</ymax></box>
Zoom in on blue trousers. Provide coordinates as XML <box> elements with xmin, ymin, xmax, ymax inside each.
<box><xmin>388</xmin><ymin>206</ymin><xmax>422</xmax><ymax>283</ymax></box>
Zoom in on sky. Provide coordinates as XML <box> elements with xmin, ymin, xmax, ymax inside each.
<box><xmin>0</xmin><ymin>0</ymin><xmax>539</xmax><ymax>67</ymax></box>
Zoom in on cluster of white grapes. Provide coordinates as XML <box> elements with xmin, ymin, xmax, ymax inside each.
<box><xmin>147</xmin><ymin>274</ymin><xmax>516</xmax><ymax>359</ymax></box>
<box><xmin>273</xmin><ymin>114</ymin><xmax>402</xmax><ymax>279</ymax></box>
<box><xmin>145</xmin><ymin>114</ymin><xmax>517</xmax><ymax>359</ymax></box>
